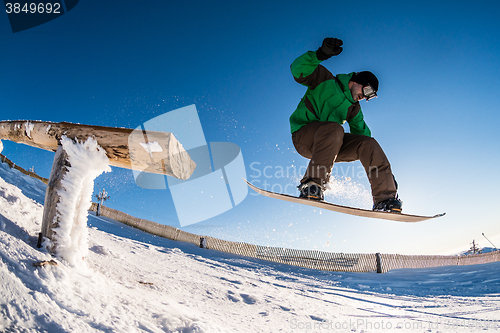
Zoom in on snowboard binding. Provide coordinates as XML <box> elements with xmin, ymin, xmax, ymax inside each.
<box><xmin>373</xmin><ymin>197</ymin><xmax>403</xmax><ymax>213</ymax></box>
<box><xmin>298</xmin><ymin>180</ymin><xmax>324</xmax><ymax>201</ymax></box>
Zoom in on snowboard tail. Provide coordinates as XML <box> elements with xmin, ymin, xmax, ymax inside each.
<box><xmin>245</xmin><ymin>180</ymin><xmax>445</xmax><ymax>223</ymax></box>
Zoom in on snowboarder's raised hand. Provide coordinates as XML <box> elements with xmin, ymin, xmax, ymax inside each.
<box><xmin>316</xmin><ymin>37</ymin><xmax>343</xmax><ymax>60</ymax></box>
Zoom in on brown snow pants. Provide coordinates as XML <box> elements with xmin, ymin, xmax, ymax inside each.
<box><xmin>292</xmin><ymin>121</ymin><xmax>397</xmax><ymax>204</ymax></box>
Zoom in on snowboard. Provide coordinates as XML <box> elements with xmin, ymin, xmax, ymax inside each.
<box><xmin>245</xmin><ymin>180</ymin><xmax>445</xmax><ymax>222</ymax></box>
<box><xmin>0</xmin><ymin>120</ymin><xmax>196</xmax><ymax>180</ymax></box>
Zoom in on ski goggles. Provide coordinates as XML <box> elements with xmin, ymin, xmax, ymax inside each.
<box><xmin>362</xmin><ymin>85</ymin><xmax>377</xmax><ymax>101</ymax></box>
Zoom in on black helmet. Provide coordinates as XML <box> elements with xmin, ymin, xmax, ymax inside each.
<box><xmin>351</xmin><ymin>71</ymin><xmax>379</xmax><ymax>92</ymax></box>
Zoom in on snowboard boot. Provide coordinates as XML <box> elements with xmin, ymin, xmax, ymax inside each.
<box><xmin>373</xmin><ymin>196</ymin><xmax>403</xmax><ymax>213</ymax></box>
<box><xmin>298</xmin><ymin>180</ymin><xmax>324</xmax><ymax>201</ymax></box>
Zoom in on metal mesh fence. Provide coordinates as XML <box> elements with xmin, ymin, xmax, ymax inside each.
<box><xmin>90</xmin><ymin>203</ymin><xmax>201</xmax><ymax>245</ymax></box>
<box><xmin>89</xmin><ymin>203</ymin><xmax>500</xmax><ymax>273</ymax></box>
<box><xmin>378</xmin><ymin>251</ymin><xmax>500</xmax><ymax>273</ymax></box>
<box><xmin>379</xmin><ymin>254</ymin><xmax>460</xmax><ymax>273</ymax></box>
<box><xmin>250</xmin><ymin>247</ymin><xmax>377</xmax><ymax>272</ymax></box>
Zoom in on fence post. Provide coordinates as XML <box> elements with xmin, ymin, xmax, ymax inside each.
<box><xmin>376</xmin><ymin>253</ymin><xmax>382</xmax><ymax>273</ymax></box>
<box><xmin>200</xmin><ymin>237</ymin><xmax>207</xmax><ymax>249</ymax></box>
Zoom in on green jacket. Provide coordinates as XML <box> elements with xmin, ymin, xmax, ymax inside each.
<box><xmin>289</xmin><ymin>51</ymin><xmax>371</xmax><ymax>137</ymax></box>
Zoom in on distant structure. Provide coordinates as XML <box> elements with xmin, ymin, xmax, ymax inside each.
<box><xmin>95</xmin><ymin>188</ymin><xmax>110</xmax><ymax>216</ymax></box>
<box><xmin>467</xmin><ymin>240</ymin><xmax>482</xmax><ymax>255</ymax></box>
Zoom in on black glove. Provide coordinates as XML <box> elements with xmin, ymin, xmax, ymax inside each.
<box><xmin>316</xmin><ymin>37</ymin><xmax>343</xmax><ymax>60</ymax></box>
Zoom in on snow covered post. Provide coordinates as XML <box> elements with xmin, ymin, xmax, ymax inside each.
<box><xmin>41</xmin><ymin>136</ymin><xmax>111</xmax><ymax>265</ymax></box>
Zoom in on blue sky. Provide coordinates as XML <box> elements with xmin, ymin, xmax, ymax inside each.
<box><xmin>1</xmin><ymin>0</ymin><xmax>500</xmax><ymax>255</ymax></box>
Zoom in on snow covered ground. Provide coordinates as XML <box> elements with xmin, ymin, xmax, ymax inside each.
<box><xmin>1</xmin><ymin>160</ymin><xmax>499</xmax><ymax>332</ymax></box>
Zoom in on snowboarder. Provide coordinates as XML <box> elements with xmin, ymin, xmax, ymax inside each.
<box><xmin>290</xmin><ymin>37</ymin><xmax>402</xmax><ymax>213</ymax></box>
